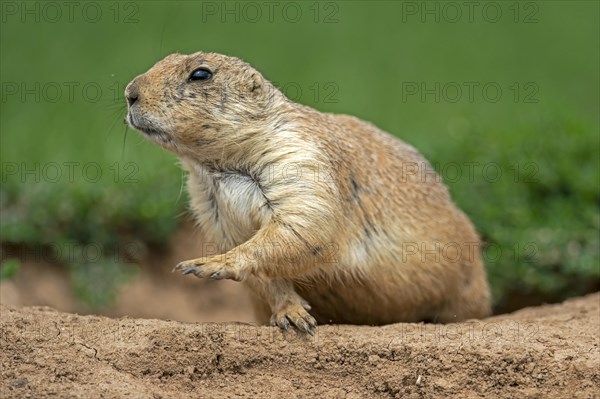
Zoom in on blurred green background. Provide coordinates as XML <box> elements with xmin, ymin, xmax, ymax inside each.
<box><xmin>1</xmin><ymin>1</ymin><xmax>598</xmax><ymax>312</ymax></box>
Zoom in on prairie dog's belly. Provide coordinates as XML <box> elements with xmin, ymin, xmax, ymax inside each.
<box><xmin>294</xmin><ymin>277</ymin><xmax>424</xmax><ymax>325</ymax></box>
<box><xmin>184</xmin><ymin>161</ymin><xmax>270</xmax><ymax>249</ymax></box>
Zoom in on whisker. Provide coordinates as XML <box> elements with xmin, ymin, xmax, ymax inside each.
<box><xmin>175</xmin><ymin>164</ymin><xmax>187</xmax><ymax>206</ymax></box>
<box><xmin>104</xmin><ymin>108</ymin><xmax>127</xmax><ymax>142</ymax></box>
<box><xmin>121</xmin><ymin>123</ymin><xmax>129</xmax><ymax>160</ymax></box>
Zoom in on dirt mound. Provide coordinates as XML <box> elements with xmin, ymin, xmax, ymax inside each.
<box><xmin>1</xmin><ymin>294</ymin><xmax>599</xmax><ymax>398</ymax></box>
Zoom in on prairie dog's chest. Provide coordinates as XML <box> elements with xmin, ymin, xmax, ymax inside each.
<box><xmin>185</xmin><ymin>162</ymin><xmax>270</xmax><ymax>248</ymax></box>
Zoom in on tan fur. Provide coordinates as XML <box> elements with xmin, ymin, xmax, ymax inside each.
<box><xmin>125</xmin><ymin>52</ymin><xmax>491</xmax><ymax>331</ymax></box>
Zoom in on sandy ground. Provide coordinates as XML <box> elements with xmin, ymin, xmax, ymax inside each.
<box><xmin>1</xmin><ymin>224</ymin><xmax>599</xmax><ymax>397</ymax></box>
<box><xmin>1</xmin><ymin>293</ymin><xmax>599</xmax><ymax>398</ymax></box>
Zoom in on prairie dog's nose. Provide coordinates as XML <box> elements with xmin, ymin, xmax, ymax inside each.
<box><xmin>125</xmin><ymin>79</ymin><xmax>140</xmax><ymax>106</ymax></box>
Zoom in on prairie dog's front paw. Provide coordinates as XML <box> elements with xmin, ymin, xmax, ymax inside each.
<box><xmin>173</xmin><ymin>256</ymin><xmax>244</xmax><ymax>281</ymax></box>
<box><xmin>270</xmin><ymin>301</ymin><xmax>317</xmax><ymax>335</ymax></box>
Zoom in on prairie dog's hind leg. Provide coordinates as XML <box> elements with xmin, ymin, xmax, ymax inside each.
<box><xmin>244</xmin><ymin>277</ymin><xmax>317</xmax><ymax>334</ymax></box>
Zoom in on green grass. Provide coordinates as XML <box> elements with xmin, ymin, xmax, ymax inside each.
<box><xmin>1</xmin><ymin>1</ymin><xmax>598</xmax><ymax>310</ymax></box>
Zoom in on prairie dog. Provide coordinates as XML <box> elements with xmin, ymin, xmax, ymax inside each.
<box><xmin>125</xmin><ymin>52</ymin><xmax>491</xmax><ymax>333</ymax></box>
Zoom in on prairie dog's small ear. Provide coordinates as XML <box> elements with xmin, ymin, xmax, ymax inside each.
<box><xmin>247</xmin><ymin>72</ymin><xmax>263</xmax><ymax>95</ymax></box>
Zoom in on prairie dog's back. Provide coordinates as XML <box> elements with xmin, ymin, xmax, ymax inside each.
<box><xmin>279</xmin><ymin>111</ymin><xmax>489</xmax><ymax>324</ymax></box>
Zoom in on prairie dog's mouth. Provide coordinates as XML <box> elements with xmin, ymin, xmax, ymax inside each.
<box><xmin>132</xmin><ymin>122</ymin><xmax>163</xmax><ymax>137</ymax></box>
<box><xmin>127</xmin><ymin>111</ymin><xmax>161</xmax><ymax>135</ymax></box>
<box><xmin>126</xmin><ymin>111</ymin><xmax>175</xmax><ymax>147</ymax></box>
<box><xmin>126</xmin><ymin>112</ymin><xmax>153</xmax><ymax>133</ymax></box>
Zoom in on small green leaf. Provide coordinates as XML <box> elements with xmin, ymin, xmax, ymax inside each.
<box><xmin>0</xmin><ymin>259</ymin><xmax>20</xmax><ymax>280</ymax></box>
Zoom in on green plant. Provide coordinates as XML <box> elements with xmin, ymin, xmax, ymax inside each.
<box><xmin>0</xmin><ymin>259</ymin><xmax>20</xmax><ymax>280</ymax></box>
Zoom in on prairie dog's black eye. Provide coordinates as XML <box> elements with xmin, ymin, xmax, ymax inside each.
<box><xmin>189</xmin><ymin>68</ymin><xmax>212</xmax><ymax>81</ymax></box>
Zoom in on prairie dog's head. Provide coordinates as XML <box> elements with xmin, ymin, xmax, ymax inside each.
<box><xmin>125</xmin><ymin>52</ymin><xmax>281</xmax><ymax>155</ymax></box>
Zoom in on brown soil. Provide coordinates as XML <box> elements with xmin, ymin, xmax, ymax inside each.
<box><xmin>1</xmin><ymin>223</ymin><xmax>599</xmax><ymax>397</ymax></box>
<box><xmin>1</xmin><ymin>293</ymin><xmax>598</xmax><ymax>398</ymax></box>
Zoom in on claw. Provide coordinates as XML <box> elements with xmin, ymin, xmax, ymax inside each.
<box><xmin>306</xmin><ymin>316</ymin><xmax>317</xmax><ymax>329</ymax></box>
<box><xmin>209</xmin><ymin>272</ymin><xmax>223</xmax><ymax>280</ymax></box>
<box><xmin>294</xmin><ymin>318</ymin><xmax>310</xmax><ymax>333</ymax></box>
<box><xmin>182</xmin><ymin>267</ymin><xmax>197</xmax><ymax>275</ymax></box>
<box><xmin>270</xmin><ymin>301</ymin><xmax>318</xmax><ymax>334</ymax></box>
<box><xmin>172</xmin><ymin>262</ymin><xmax>188</xmax><ymax>272</ymax></box>
<box><xmin>271</xmin><ymin>316</ymin><xmax>290</xmax><ymax>331</ymax></box>
<box><xmin>279</xmin><ymin>318</ymin><xmax>290</xmax><ymax>331</ymax></box>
